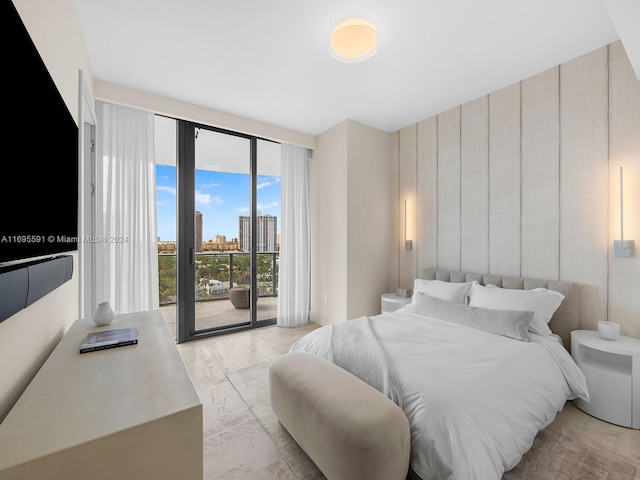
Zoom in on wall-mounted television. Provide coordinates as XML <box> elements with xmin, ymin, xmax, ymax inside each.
<box><xmin>1</xmin><ymin>1</ymin><xmax>79</xmax><ymax>267</ymax></box>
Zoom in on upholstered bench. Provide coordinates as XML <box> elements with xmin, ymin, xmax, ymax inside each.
<box><xmin>269</xmin><ymin>351</ymin><xmax>410</xmax><ymax>480</ymax></box>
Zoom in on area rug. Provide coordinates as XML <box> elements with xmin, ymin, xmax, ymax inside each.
<box><xmin>226</xmin><ymin>362</ymin><xmax>637</xmax><ymax>480</ymax></box>
<box><xmin>226</xmin><ymin>362</ymin><xmax>326</xmax><ymax>480</ymax></box>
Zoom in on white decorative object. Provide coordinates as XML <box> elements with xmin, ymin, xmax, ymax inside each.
<box><xmin>93</xmin><ymin>301</ymin><xmax>115</xmax><ymax>326</ymax></box>
<box><xmin>597</xmin><ymin>320</ymin><xmax>620</xmax><ymax>340</ymax></box>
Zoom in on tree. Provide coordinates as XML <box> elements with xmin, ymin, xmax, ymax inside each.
<box><xmin>158</xmin><ymin>255</ymin><xmax>177</xmax><ymax>304</ymax></box>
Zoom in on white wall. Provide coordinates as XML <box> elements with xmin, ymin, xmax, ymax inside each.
<box><xmin>392</xmin><ymin>41</ymin><xmax>640</xmax><ymax>338</ymax></box>
<box><xmin>311</xmin><ymin>120</ymin><xmax>391</xmax><ymax>325</ymax></box>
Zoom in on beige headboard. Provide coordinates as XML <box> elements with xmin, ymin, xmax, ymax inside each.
<box><xmin>422</xmin><ymin>268</ymin><xmax>579</xmax><ymax>352</ymax></box>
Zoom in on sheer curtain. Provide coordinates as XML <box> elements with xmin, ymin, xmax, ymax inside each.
<box><xmin>277</xmin><ymin>144</ymin><xmax>311</xmax><ymax>327</ymax></box>
<box><xmin>94</xmin><ymin>101</ymin><xmax>159</xmax><ymax>315</ymax></box>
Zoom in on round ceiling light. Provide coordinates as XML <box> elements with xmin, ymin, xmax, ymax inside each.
<box><xmin>330</xmin><ymin>18</ymin><xmax>378</xmax><ymax>63</ymax></box>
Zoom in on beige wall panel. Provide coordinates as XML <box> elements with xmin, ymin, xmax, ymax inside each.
<box><xmin>521</xmin><ymin>67</ymin><xmax>560</xmax><ymax>281</ymax></box>
<box><xmin>417</xmin><ymin>117</ymin><xmax>439</xmax><ymax>275</ymax></box>
<box><xmin>390</xmin><ymin>131</ymin><xmax>400</xmax><ymax>292</ymax></box>
<box><xmin>437</xmin><ymin>108</ymin><xmax>462</xmax><ymax>271</ymax></box>
<box><xmin>460</xmin><ymin>96</ymin><xmax>489</xmax><ymax>274</ymax></box>
<box><xmin>346</xmin><ymin>121</ymin><xmax>392</xmax><ymax>319</ymax></box>
<box><xmin>389</xmin><ymin>42</ymin><xmax>639</xmax><ymax>338</ymax></box>
<box><xmin>560</xmin><ymin>47</ymin><xmax>609</xmax><ymax>331</ymax></box>
<box><xmin>310</xmin><ymin>122</ymin><xmax>349</xmax><ymax>325</ymax></box>
<box><xmin>608</xmin><ymin>41</ymin><xmax>640</xmax><ymax>338</ymax></box>
<box><xmin>488</xmin><ymin>83</ymin><xmax>521</xmax><ymax>276</ymax></box>
<box><xmin>399</xmin><ymin>125</ymin><xmax>418</xmax><ymax>287</ymax></box>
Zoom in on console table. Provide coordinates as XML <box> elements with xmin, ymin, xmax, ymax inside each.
<box><xmin>0</xmin><ymin>310</ymin><xmax>203</xmax><ymax>479</ymax></box>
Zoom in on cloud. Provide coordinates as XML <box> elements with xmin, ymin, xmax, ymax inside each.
<box><xmin>196</xmin><ymin>192</ymin><xmax>223</xmax><ymax>206</ymax></box>
<box><xmin>200</xmin><ymin>182</ymin><xmax>222</xmax><ymax>189</ymax></box>
<box><xmin>257</xmin><ymin>177</ymin><xmax>281</xmax><ymax>190</ymax></box>
<box><xmin>257</xmin><ymin>201</ymin><xmax>279</xmax><ymax>210</ymax></box>
<box><xmin>157</xmin><ymin>185</ymin><xmax>176</xmax><ymax>195</ymax></box>
<box><xmin>238</xmin><ymin>201</ymin><xmax>278</xmax><ymax>213</ymax></box>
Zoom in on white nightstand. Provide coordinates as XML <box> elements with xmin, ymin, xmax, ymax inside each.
<box><xmin>571</xmin><ymin>330</ymin><xmax>640</xmax><ymax>429</ymax></box>
<box><xmin>381</xmin><ymin>293</ymin><xmax>412</xmax><ymax>314</ymax></box>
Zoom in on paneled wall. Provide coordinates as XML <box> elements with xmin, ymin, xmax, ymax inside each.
<box><xmin>392</xmin><ymin>41</ymin><xmax>640</xmax><ymax>337</ymax></box>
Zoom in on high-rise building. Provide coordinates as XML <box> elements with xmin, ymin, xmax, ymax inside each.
<box><xmin>238</xmin><ymin>213</ymin><xmax>278</xmax><ymax>252</ymax></box>
<box><xmin>195</xmin><ymin>210</ymin><xmax>203</xmax><ymax>252</ymax></box>
<box><xmin>258</xmin><ymin>214</ymin><xmax>278</xmax><ymax>252</ymax></box>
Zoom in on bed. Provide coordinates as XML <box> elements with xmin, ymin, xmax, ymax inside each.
<box><xmin>285</xmin><ymin>268</ymin><xmax>590</xmax><ymax>480</ymax></box>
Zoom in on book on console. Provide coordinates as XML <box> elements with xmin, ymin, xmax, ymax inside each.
<box><xmin>79</xmin><ymin>326</ymin><xmax>139</xmax><ymax>354</ymax></box>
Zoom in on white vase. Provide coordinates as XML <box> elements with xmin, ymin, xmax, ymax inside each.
<box><xmin>93</xmin><ymin>301</ymin><xmax>115</xmax><ymax>326</ymax></box>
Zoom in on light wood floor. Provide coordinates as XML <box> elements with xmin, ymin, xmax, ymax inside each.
<box><xmin>176</xmin><ymin>322</ymin><xmax>640</xmax><ymax>480</ymax></box>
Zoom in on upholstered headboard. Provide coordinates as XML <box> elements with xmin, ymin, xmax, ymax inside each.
<box><xmin>422</xmin><ymin>268</ymin><xmax>579</xmax><ymax>352</ymax></box>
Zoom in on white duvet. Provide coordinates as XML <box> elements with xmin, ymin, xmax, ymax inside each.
<box><xmin>289</xmin><ymin>309</ymin><xmax>589</xmax><ymax>480</ymax></box>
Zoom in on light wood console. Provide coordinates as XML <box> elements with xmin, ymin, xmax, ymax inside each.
<box><xmin>0</xmin><ymin>310</ymin><xmax>203</xmax><ymax>479</ymax></box>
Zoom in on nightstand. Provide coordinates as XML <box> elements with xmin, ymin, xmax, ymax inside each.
<box><xmin>381</xmin><ymin>293</ymin><xmax>412</xmax><ymax>314</ymax></box>
<box><xmin>571</xmin><ymin>330</ymin><xmax>640</xmax><ymax>429</ymax></box>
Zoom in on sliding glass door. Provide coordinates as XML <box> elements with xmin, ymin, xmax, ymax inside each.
<box><xmin>157</xmin><ymin>117</ymin><xmax>280</xmax><ymax>343</ymax></box>
<box><xmin>192</xmin><ymin>127</ymin><xmax>251</xmax><ymax>332</ymax></box>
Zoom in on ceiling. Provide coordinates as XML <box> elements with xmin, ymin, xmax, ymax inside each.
<box><xmin>74</xmin><ymin>0</ymin><xmax>626</xmax><ymax>137</ymax></box>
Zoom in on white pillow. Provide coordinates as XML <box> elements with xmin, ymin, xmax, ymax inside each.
<box><xmin>468</xmin><ymin>283</ymin><xmax>564</xmax><ymax>335</ymax></box>
<box><xmin>412</xmin><ymin>279</ymin><xmax>476</xmax><ymax>305</ymax></box>
<box><xmin>412</xmin><ymin>293</ymin><xmax>533</xmax><ymax>342</ymax></box>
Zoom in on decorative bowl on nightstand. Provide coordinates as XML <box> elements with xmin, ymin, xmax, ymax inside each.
<box><xmin>597</xmin><ymin>321</ymin><xmax>620</xmax><ymax>340</ymax></box>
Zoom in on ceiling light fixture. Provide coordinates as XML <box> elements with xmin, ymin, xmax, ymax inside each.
<box><xmin>330</xmin><ymin>17</ymin><xmax>378</xmax><ymax>63</ymax></box>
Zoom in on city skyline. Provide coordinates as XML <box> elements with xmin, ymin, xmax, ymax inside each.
<box><xmin>156</xmin><ymin>165</ymin><xmax>281</xmax><ymax>242</ymax></box>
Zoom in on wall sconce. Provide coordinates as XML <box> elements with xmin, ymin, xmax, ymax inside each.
<box><xmin>613</xmin><ymin>166</ymin><xmax>634</xmax><ymax>257</ymax></box>
<box><xmin>404</xmin><ymin>199</ymin><xmax>412</xmax><ymax>250</ymax></box>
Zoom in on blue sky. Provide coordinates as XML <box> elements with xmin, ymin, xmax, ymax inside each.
<box><xmin>156</xmin><ymin>165</ymin><xmax>281</xmax><ymax>242</ymax></box>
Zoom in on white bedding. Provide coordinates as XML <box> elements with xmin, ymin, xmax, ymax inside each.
<box><xmin>289</xmin><ymin>308</ymin><xmax>589</xmax><ymax>480</ymax></box>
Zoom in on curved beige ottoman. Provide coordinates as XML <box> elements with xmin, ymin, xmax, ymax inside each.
<box><xmin>269</xmin><ymin>351</ymin><xmax>410</xmax><ymax>480</ymax></box>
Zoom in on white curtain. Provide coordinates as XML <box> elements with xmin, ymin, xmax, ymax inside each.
<box><xmin>277</xmin><ymin>144</ymin><xmax>311</xmax><ymax>327</ymax></box>
<box><xmin>94</xmin><ymin>101</ymin><xmax>159</xmax><ymax>315</ymax></box>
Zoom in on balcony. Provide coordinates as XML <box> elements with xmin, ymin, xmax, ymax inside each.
<box><xmin>158</xmin><ymin>251</ymin><xmax>279</xmax><ymax>333</ymax></box>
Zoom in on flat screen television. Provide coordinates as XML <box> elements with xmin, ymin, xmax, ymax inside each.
<box><xmin>1</xmin><ymin>2</ymin><xmax>79</xmax><ymax>267</ymax></box>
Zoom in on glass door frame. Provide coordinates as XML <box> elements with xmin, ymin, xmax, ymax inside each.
<box><xmin>176</xmin><ymin>120</ymin><xmax>276</xmax><ymax>344</ymax></box>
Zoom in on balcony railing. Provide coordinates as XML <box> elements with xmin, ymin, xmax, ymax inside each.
<box><xmin>158</xmin><ymin>251</ymin><xmax>279</xmax><ymax>306</ymax></box>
